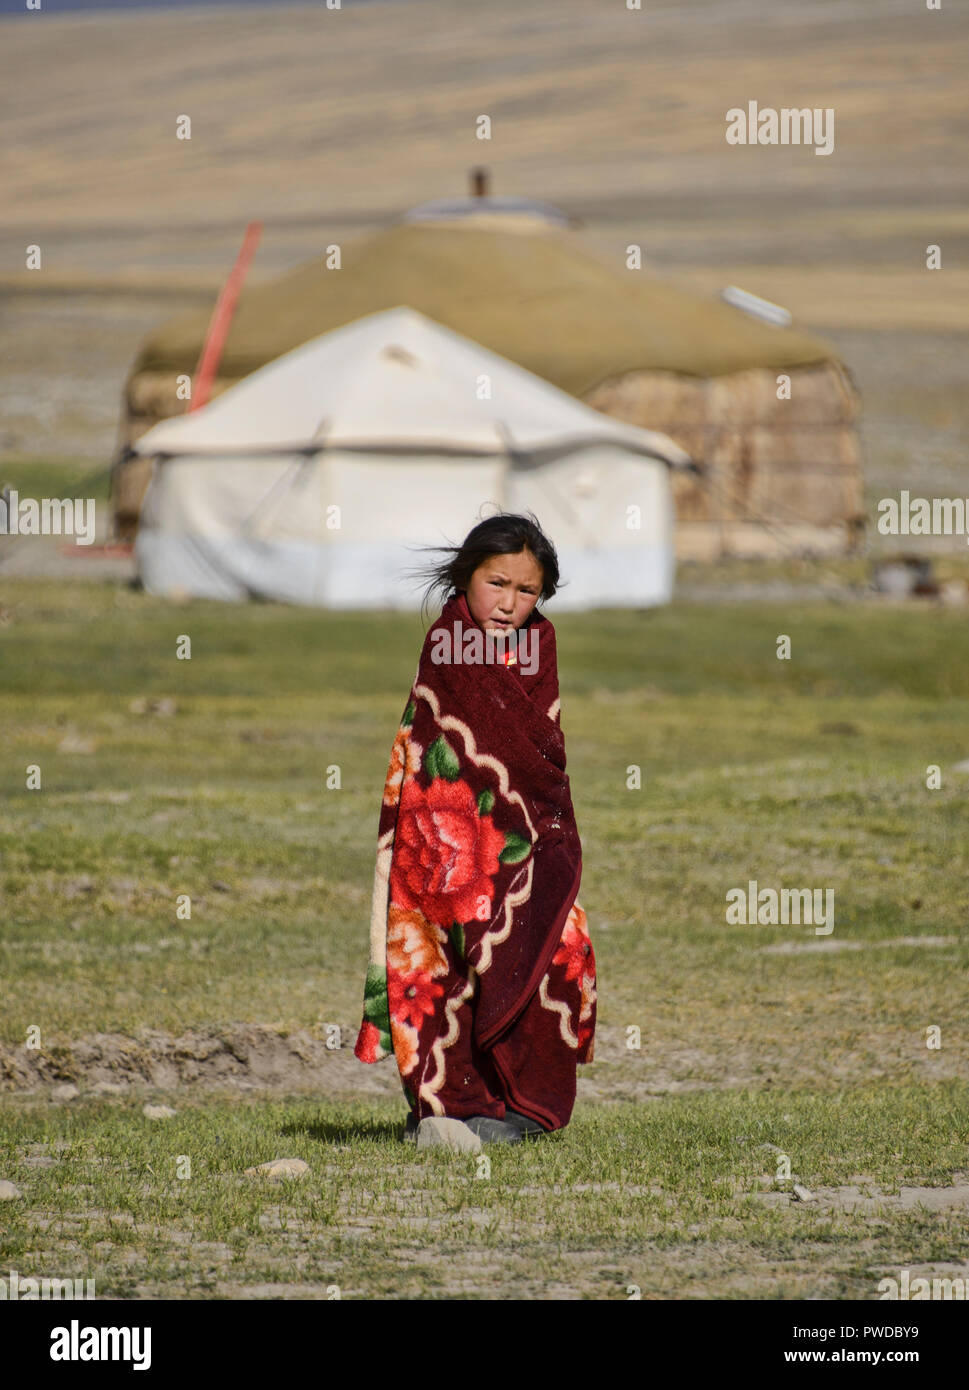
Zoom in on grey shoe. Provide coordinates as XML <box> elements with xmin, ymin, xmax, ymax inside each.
<box><xmin>463</xmin><ymin>1115</ymin><xmax>524</xmax><ymax>1144</ymax></box>
<box><xmin>503</xmin><ymin>1108</ymin><xmax>548</xmax><ymax>1138</ymax></box>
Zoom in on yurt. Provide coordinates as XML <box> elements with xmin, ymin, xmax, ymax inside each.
<box><xmin>115</xmin><ymin>185</ymin><xmax>863</xmax><ymax>559</ymax></box>
<box><xmin>131</xmin><ymin>308</ymin><xmax>692</xmax><ymax>610</ymax></box>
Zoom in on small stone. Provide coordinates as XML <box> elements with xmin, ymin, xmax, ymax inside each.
<box><xmin>416</xmin><ymin>1117</ymin><xmax>482</xmax><ymax>1153</ymax></box>
<box><xmin>0</xmin><ymin>1181</ymin><xmax>22</xmax><ymax>1200</ymax></box>
<box><xmin>792</xmin><ymin>1184</ymin><xmax>816</xmax><ymax>1202</ymax></box>
<box><xmin>244</xmin><ymin>1158</ymin><xmax>310</xmax><ymax>1179</ymax></box>
<box><xmin>58</xmin><ymin>732</ymin><xmax>96</xmax><ymax>754</ymax></box>
<box><xmin>51</xmin><ymin>1083</ymin><xmax>80</xmax><ymax>1101</ymax></box>
<box><xmin>92</xmin><ymin>1081</ymin><xmax>126</xmax><ymax>1095</ymax></box>
<box><xmin>143</xmin><ymin>1104</ymin><xmax>176</xmax><ymax>1120</ymax></box>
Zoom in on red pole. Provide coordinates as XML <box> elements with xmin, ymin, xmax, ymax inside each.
<box><xmin>190</xmin><ymin>220</ymin><xmax>263</xmax><ymax>412</ymax></box>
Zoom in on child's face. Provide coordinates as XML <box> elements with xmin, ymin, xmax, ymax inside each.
<box><xmin>466</xmin><ymin>550</ymin><xmax>544</xmax><ymax>632</ymax></box>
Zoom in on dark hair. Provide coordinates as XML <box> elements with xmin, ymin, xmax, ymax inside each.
<box><xmin>405</xmin><ymin>510</ymin><xmax>562</xmax><ymax>622</ymax></box>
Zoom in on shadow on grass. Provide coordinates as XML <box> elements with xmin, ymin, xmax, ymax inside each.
<box><xmin>279</xmin><ymin>1117</ymin><xmax>408</xmax><ymax>1145</ymax></box>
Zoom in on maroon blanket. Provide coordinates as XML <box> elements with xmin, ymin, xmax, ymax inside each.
<box><xmin>354</xmin><ymin>591</ymin><xmax>596</xmax><ymax>1131</ymax></box>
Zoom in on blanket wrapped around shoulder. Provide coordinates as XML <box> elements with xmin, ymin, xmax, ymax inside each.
<box><xmin>354</xmin><ymin>590</ymin><xmax>596</xmax><ymax>1131</ymax></box>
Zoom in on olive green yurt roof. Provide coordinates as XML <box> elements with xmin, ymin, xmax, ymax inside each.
<box><xmin>131</xmin><ymin>221</ymin><xmax>836</xmax><ymax>397</ymax></box>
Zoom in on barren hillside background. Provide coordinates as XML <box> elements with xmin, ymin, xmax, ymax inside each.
<box><xmin>1</xmin><ymin>0</ymin><xmax>966</xmax><ymax>522</ymax></box>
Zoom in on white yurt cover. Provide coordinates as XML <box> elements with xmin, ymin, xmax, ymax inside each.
<box><xmin>133</xmin><ymin>307</ymin><xmax>691</xmax><ymax>610</ymax></box>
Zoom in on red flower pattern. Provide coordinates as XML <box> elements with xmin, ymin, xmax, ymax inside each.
<box><xmin>553</xmin><ymin>915</ymin><xmax>596</xmax><ymax>986</ymax></box>
<box><xmin>578</xmin><ymin>1014</ymin><xmax>595</xmax><ymax>1060</ymax></box>
<box><xmin>354</xmin><ymin>1021</ymin><xmax>382</xmax><ymax>1064</ymax></box>
<box><xmin>390</xmin><ymin>776</ymin><xmax>507</xmax><ymax>928</ymax></box>
<box><xmin>387</xmin><ymin>966</ymin><xmax>445</xmax><ymax>1031</ymax></box>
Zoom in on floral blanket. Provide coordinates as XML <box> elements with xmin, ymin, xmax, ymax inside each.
<box><xmin>353</xmin><ymin>590</ymin><xmax>596</xmax><ymax>1131</ymax></box>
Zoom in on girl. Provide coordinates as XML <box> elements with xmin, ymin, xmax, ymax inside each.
<box><xmin>353</xmin><ymin>512</ymin><xmax>597</xmax><ymax>1145</ymax></box>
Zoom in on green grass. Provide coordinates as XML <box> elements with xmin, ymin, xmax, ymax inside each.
<box><xmin>1</xmin><ymin>578</ymin><xmax>966</xmax><ymax>1046</ymax></box>
<box><xmin>4</xmin><ymin>573</ymin><xmax>969</xmax><ymax>699</ymax></box>
<box><xmin>0</xmin><ymin>456</ymin><xmax>113</xmax><ymax>507</ymax></box>
<box><xmin>1</xmin><ymin>1086</ymin><xmax>966</xmax><ymax>1299</ymax></box>
<box><xmin>1</xmin><ymin>577</ymin><xmax>967</xmax><ymax>1297</ymax></box>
